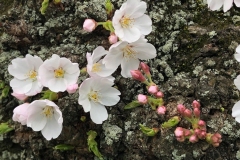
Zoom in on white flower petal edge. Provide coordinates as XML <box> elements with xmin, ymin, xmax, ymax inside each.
<box><xmin>234</xmin><ymin>75</ymin><xmax>240</xmax><ymax>90</ymax></box>
<box><xmin>38</xmin><ymin>54</ymin><xmax>80</xmax><ymax>92</ymax></box>
<box><xmin>27</xmin><ymin>99</ymin><xmax>63</xmax><ymax>140</ymax></box>
<box><xmin>13</xmin><ymin>103</ymin><xmax>30</xmax><ymax>125</ymax></box>
<box><xmin>112</xmin><ymin>0</ymin><xmax>152</xmax><ymax>43</ymax></box>
<box><xmin>234</xmin><ymin>45</ymin><xmax>240</xmax><ymax>62</ymax></box>
<box><xmin>103</xmin><ymin>37</ymin><xmax>156</xmax><ymax>78</ymax></box>
<box><xmin>232</xmin><ymin>101</ymin><xmax>240</xmax><ymax>123</ymax></box>
<box><xmin>78</xmin><ymin>77</ymin><xmax>121</xmax><ymax>124</ymax></box>
<box><xmin>207</xmin><ymin>0</ymin><xmax>240</xmax><ymax>12</ymax></box>
<box><xmin>8</xmin><ymin>54</ymin><xmax>43</xmax><ymax>96</ymax></box>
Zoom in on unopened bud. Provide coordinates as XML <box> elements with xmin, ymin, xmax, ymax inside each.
<box><xmin>193</xmin><ymin>108</ymin><xmax>200</xmax><ymax>118</ymax></box>
<box><xmin>83</xmin><ymin>19</ymin><xmax>97</xmax><ymax>32</ymax></box>
<box><xmin>108</xmin><ymin>33</ymin><xmax>118</xmax><ymax>44</ymax></box>
<box><xmin>157</xmin><ymin>106</ymin><xmax>166</xmax><ymax>115</ymax></box>
<box><xmin>148</xmin><ymin>85</ymin><xmax>158</xmax><ymax>94</ymax></box>
<box><xmin>177</xmin><ymin>104</ymin><xmax>186</xmax><ymax>115</ymax></box>
<box><xmin>130</xmin><ymin>70</ymin><xmax>146</xmax><ymax>83</ymax></box>
<box><xmin>198</xmin><ymin>120</ymin><xmax>206</xmax><ymax>128</ymax></box>
<box><xmin>174</xmin><ymin>127</ymin><xmax>184</xmax><ymax>137</ymax></box>
<box><xmin>192</xmin><ymin>100</ymin><xmax>200</xmax><ymax>109</ymax></box>
<box><xmin>137</xmin><ymin>94</ymin><xmax>148</xmax><ymax>104</ymax></box>
<box><xmin>155</xmin><ymin>91</ymin><xmax>164</xmax><ymax>98</ymax></box>
<box><xmin>183</xmin><ymin>109</ymin><xmax>192</xmax><ymax>118</ymax></box>
<box><xmin>189</xmin><ymin>134</ymin><xmax>198</xmax><ymax>143</ymax></box>
<box><xmin>140</xmin><ymin>62</ymin><xmax>150</xmax><ymax>76</ymax></box>
<box><xmin>66</xmin><ymin>83</ymin><xmax>78</xmax><ymax>94</ymax></box>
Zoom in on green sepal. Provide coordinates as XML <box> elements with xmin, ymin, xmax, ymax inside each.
<box><xmin>54</xmin><ymin>144</ymin><xmax>75</xmax><ymax>151</ymax></box>
<box><xmin>139</xmin><ymin>124</ymin><xmax>159</xmax><ymax>136</ymax></box>
<box><xmin>0</xmin><ymin>123</ymin><xmax>14</xmax><ymax>135</ymax></box>
<box><xmin>161</xmin><ymin>116</ymin><xmax>181</xmax><ymax>129</ymax></box>
<box><xmin>124</xmin><ymin>101</ymin><xmax>141</xmax><ymax>110</ymax></box>
<box><xmin>40</xmin><ymin>0</ymin><xmax>49</xmax><ymax>15</ymax></box>
<box><xmin>105</xmin><ymin>0</ymin><xmax>114</xmax><ymax>15</ymax></box>
<box><xmin>41</xmin><ymin>90</ymin><xmax>58</xmax><ymax>101</ymax></box>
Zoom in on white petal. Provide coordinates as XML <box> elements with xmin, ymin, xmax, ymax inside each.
<box><xmin>41</xmin><ymin>117</ymin><xmax>62</xmax><ymax>140</ymax></box>
<box><xmin>26</xmin><ymin>54</ymin><xmax>43</xmax><ymax>71</ymax></box>
<box><xmin>64</xmin><ymin>63</ymin><xmax>80</xmax><ymax>75</ymax></box>
<box><xmin>99</xmin><ymin>90</ymin><xmax>120</xmax><ymax>106</ymax></box>
<box><xmin>8</xmin><ymin>59</ymin><xmax>29</xmax><ymax>80</ymax></box>
<box><xmin>10</xmin><ymin>78</ymin><xmax>32</xmax><ymax>94</ymax></box>
<box><xmin>103</xmin><ymin>50</ymin><xmax>122</xmax><ymax>71</ymax></box>
<box><xmin>90</xmin><ymin>102</ymin><xmax>108</xmax><ymax>124</ymax></box>
<box><xmin>79</xmin><ymin>98</ymin><xmax>91</xmax><ymax>112</ymax></box>
<box><xmin>234</xmin><ymin>54</ymin><xmax>240</xmax><ymax>62</ymax></box>
<box><xmin>223</xmin><ymin>0</ymin><xmax>233</xmax><ymax>12</ymax></box>
<box><xmin>38</xmin><ymin>65</ymin><xmax>55</xmax><ymax>86</ymax></box>
<box><xmin>27</xmin><ymin>111</ymin><xmax>47</xmax><ymax>131</ymax></box>
<box><xmin>232</xmin><ymin>101</ymin><xmax>240</xmax><ymax>117</ymax></box>
<box><xmin>209</xmin><ymin>0</ymin><xmax>224</xmax><ymax>11</ymax></box>
<box><xmin>48</xmin><ymin>78</ymin><xmax>67</xmax><ymax>92</ymax></box>
<box><xmin>133</xmin><ymin>43</ymin><xmax>157</xmax><ymax>60</ymax></box>
<box><xmin>122</xmin><ymin>27</ymin><xmax>141</xmax><ymax>43</ymax></box>
<box><xmin>64</xmin><ymin>72</ymin><xmax>79</xmax><ymax>85</ymax></box>
<box><xmin>134</xmin><ymin>14</ymin><xmax>152</xmax><ymax>35</ymax></box>
<box><xmin>25</xmin><ymin>81</ymin><xmax>43</xmax><ymax>96</ymax></box>
<box><xmin>125</xmin><ymin>0</ymin><xmax>146</xmax><ymax>18</ymax></box>
<box><xmin>92</xmin><ymin>46</ymin><xmax>108</xmax><ymax>63</ymax></box>
<box><xmin>234</xmin><ymin>75</ymin><xmax>240</xmax><ymax>90</ymax></box>
<box><xmin>94</xmin><ymin>60</ymin><xmax>115</xmax><ymax>77</ymax></box>
<box><xmin>235</xmin><ymin>0</ymin><xmax>240</xmax><ymax>7</ymax></box>
<box><xmin>236</xmin><ymin>45</ymin><xmax>240</xmax><ymax>54</ymax></box>
<box><xmin>121</xmin><ymin>58</ymin><xmax>140</xmax><ymax>78</ymax></box>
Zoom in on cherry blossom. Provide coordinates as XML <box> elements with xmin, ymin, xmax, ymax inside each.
<box><xmin>8</xmin><ymin>54</ymin><xmax>43</xmax><ymax>96</ymax></box>
<box><xmin>78</xmin><ymin>77</ymin><xmax>120</xmax><ymax>124</ymax></box>
<box><xmin>27</xmin><ymin>99</ymin><xmax>63</xmax><ymax>140</ymax></box>
<box><xmin>207</xmin><ymin>0</ymin><xmax>240</xmax><ymax>12</ymax></box>
<box><xmin>112</xmin><ymin>0</ymin><xmax>152</xmax><ymax>43</ymax></box>
<box><xmin>103</xmin><ymin>37</ymin><xmax>156</xmax><ymax>77</ymax></box>
<box><xmin>13</xmin><ymin>103</ymin><xmax>29</xmax><ymax>125</ymax></box>
<box><xmin>38</xmin><ymin>54</ymin><xmax>80</xmax><ymax>92</ymax></box>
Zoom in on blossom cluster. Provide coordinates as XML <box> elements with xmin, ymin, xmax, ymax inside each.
<box><xmin>175</xmin><ymin>101</ymin><xmax>222</xmax><ymax>147</ymax></box>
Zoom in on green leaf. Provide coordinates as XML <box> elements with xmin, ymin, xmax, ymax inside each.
<box><xmin>161</xmin><ymin>116</ymin><xmax>181</xmax><ymax>129</ymax></box>
<box><xmin>40</xmin><ymin>0</ymin><xmax>49</xmax><ymax>15</ymax></box>
<box><xmin>124</xmin><ymin>101</ymin><xmax>141</xmax><ymax>110</ymax></box>
<box><xmin>0</xmin><ymin>123</ymin><xmax>14</xmax><ymax>135</ymax></box>
<box><xmin>87</xmin><ymin>130</ymin><xmax>103</xmax><ymax>160</ymax></box>
<box><xmin>139</xmin><ymin>124</ymin><xmax>158</xmax><ymax>136</ymax></box>
<box><xmin>54</xmin><ymin>144</ymin><xmax>74</xmax><ymax>151</ymax></box>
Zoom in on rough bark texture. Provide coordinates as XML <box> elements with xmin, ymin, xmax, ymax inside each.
<box><xmin>1</xmin><ymin>0</ymin><xmax>240</xmax><ymax>159</ymax></box>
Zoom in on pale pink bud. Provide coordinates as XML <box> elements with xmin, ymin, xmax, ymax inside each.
<box><xmin>66</xmin><ymin>83</ymin><xmax>78</xmax><ymax>94</ymax></box>
<box><xmin>83</xmin><ymin>19</ymin><xmax>97</xmax><ymax>32</ymax></box>
<box><xmin>140</xmin><ymin>62</ymin><xmax>150</xmax><ymax>75</ymax></box>
<box><xmin>198</xmin><ymin>120</ymin><xmax>206</xmax><ymax>127</ymax></box>
<box><xmin>177</xmin><ymin>104</ymin><xmax>186</xmax><ymax>114</ymax></box>
<box><xmin>174</xmin><ymin>127</ymin><xmax>184</xmax><ymax>137</ymax></box>
<box><xmin>183</xmin><ymin>109</ymin><xmax>192</xmax><ymax>118</ymax></box>
<box><xmin>157</xmin><ymin>106</ymin><xmax>166</xmax><ymax>115</ymax></box>
<box><xmin>148</xmin><ymin>85</ymin><xmax>158</xmax><ymax>94</ymax></box>
<box><xmin>130</xmin><ymin>70</ymin><xmax>146</xmax><ymax>82</ymax></box>
<box><xmin>12</xmin><ymin>103</ymin><xmax>29</xmax><ymax>125</ymax></box>
<box><xmin>108</xmin><ymin>33</ymin><xmax>118</xmax><ymax>44</ymax></box>
<box><xmin>137</xmin><ymin>94</ymin><xmax>148</xmax><ymax>104</ymax></box>
<box><xmin>192</xmin><ymin>100</ymin><xmax>200</xmax><ymax>109</ymax></box>
<box><xmin>11</xmin><ymin>92</ymin><xmax>28</xmax><ymax>101</ymax></box>
<box><xmin>193</xmin><ymin>108</ymin><xmax>200</xmax><ymax>118</ymax></box>
<box><xmin>189</xmin><ymin>134</ymin><xmax>198</xmax><ymax>143</ymax></box>
<box><xmin>155</xmin><ymin>91</ymin><xmax>164</xmax><ymax>98</ymax></box>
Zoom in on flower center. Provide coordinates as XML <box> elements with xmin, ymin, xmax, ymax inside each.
<box><xmin>43</xmin><ymin>106</ymin><xmax>54</xmax><ymax>118</ymax></box>
<box><xmin>27</xmin><ymin>70</ymin><xmax>37</xmax><ymax>81</ymax></box>
<box><xmin>120</xmin><ymin>16</ymin><xmax>134</xmax><ymax>28</ymax></box>
<box><xmin>123</xmin><ymin>45</ymin><xmax>137</xmax><ymax>59</ymax></box>
<box><xmin>54</xmin><ymin>67</ymin><xmax>65</xmax><ymax>78</ymax></box>
<box><xmin>88</xmin><ymin>90</ymin><xmax>99</xmax><ymax>102</ymax></box>
<box><xmin>92</xmin><ymin>63</ymin><xmax>101</xmax><ymax>73</ymax></box>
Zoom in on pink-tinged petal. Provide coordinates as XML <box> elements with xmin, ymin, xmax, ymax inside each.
<box><xmin>232</xmin><ymin>101</ymin><xmax>240</xmax><ymax>117</ymax></box>
<box><xmin>10</xmin><ymin>78</ymin><xmax>32</xmax><ymax>94</ymax></box>
<box><xmin>13</xmin><ymin>103</ymin><xmax>29</xmax><ymax>125</ymax></box>
<box><xmin>209</xmin><ymin>0</ymin><xmax>224</xmax><ymax>11</ymax></box>
<box><xmin>122</xmin><ymin>27</ymin><xmax>141</xmax><ymax>43</ymax></box>
<box><xmin>121</xmin><ymin>58</ymin><xmax>140</xmax><ymax>78</ymax></box>
<box><xmin>48</xmin><ymin>78</ymin><xmax>67</xmax><ymax>92</ymax></box>
<box><xmin>125</xmin><ymin>0</ymin><xmax>146</xmax><ymax>18</ymax></box>
<box><xmin>27</xmin><ymin>112</ymin><xmax>47</xmax><ymax>131</ymax></box>
<box><xmin>235</xmin><ymin>0</ymin><xmax>240</xmax><ymax>7</ymax></box>
<box><xmin>11</xmin><ymin>92</ymin><xmax>28</xmax><ymax>101</ymax></box>
<box><xmin>41</xmin><ymin>117</ymin><xmax>62</xmax><ymax>140</ymax></box>
<box><xmin>134</xmin><ymin>14</ymin><xmax>152</xmax><ymax>35</ymax></box>
<box><xmin>133</xmin><ymin>43</ymin><xmax>156</xmax><ymax>60</ymax></box>
<box><xmin>90</xmin><ymin>102</ymin><xmax>108</xmax><ymax>124</ymax></box>
<box><xmin>25</xmin><ymin>81</ymin><xmax>43</xmax><ymax>96</ymax></box>
<box><xmin>92</xmin><ymin>46</ymin><xmax>108</xmax><ymax>63</ymax></box>
<box><xmin>223</xmin><ymin>0</ymin><xmax>233</xmax><ymax>12</ymax></box>
<box><xmin>234</xmin><ymin>75</ymin><xmax>240</xmax><ymax>90</ymax></box>
<box><xmin>99</xmin><ymin>93</ymin><xmax>120</xmax><ymax>106</ymax></box>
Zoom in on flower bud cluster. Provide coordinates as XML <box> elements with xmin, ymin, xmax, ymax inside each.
<box><xmin>175</xmin><ymin>100</ymin><xmax>222</xmax><ymax>147</ymax></box>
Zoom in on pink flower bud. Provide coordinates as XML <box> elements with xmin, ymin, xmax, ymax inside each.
<box><xmin>177</xmin><ymin>104</ymin><xmax>186</xmax><ymax>114</ymax></box>
<box><xmin>174</xmin><ymin>127</ymin><xmax>184</xmax><ymax>137</ymax></box>
<box><xmin>148</xmin><ymin>85</ymin><xmax>158</xmax><ymax>94</ymax></box>
<box><xmin>193</xmin><ymin>108</ymin><xmax>200</xmax><ymax>118</ymax></box>
<box><xmin>140</xmin><ymin>62</ymin><xmax>150</xmax><ymax>75</ymax></box>
<box><xmin>198</xmin><ymin>120</ymin><xmax>206</xmax><ymax>128</ymax></box>
<box><xmin>183</xmin><ymin>109</ymin><xmax>192</xmax><ymax>118</ymax></box>
<box><xmin>130</xmin><ymin>70</ymin><xmax>146</xmax><ymax>82</ymax></box>
<box><xmin>12</xmin><ymin>103</ymin><xmax>29</xmax><ymax>125</ymax></box>
<box><xmin>155</xmin><ymin>91</ymin><xmax>164</xmax><ymax>98</ymax></box>
<box><xmin>176</xmin><ymin>136</ymin><xmax>185</xmax><ymax>142</ymax></box>
<box><xmin>108</xmin><ymin>33</ymin><xmax>118</xmax><ymax>44</ymax></box>
<box><xmin>83</xmin><ymin>19</ymin><xmax>97</xmax><ymax>32</ymax></box>
<box><xmin>157</xmin><ymin>106</ymin><xmax>166</xmax><ymax>115</ymax></box>
<box><xmin>189</xmin><ymin>134</ymin><xmax>198</xmax><ymax>143</ymax></box>
<box><xmin>11</xmin><ymin>92</ymin><xmax>28</xmax><ymax>101</ymax></box>
<box><xmin>66</xmin><ymin>83</ymin><xmax>78</xmax><ymax>94</ymax></box>
<box><xmin>184</xmin><ymin>129</ymin><xmax>191</xmax><ymax>136</ymax></box>
<box><xmin>137</xmin><ymin>94</ymin><xmax>148</xmax><ymax>104</ymax></box>
<box><xmin>192</xmin><ymin>100</ymin><xmax>200</xmax><ymax>109</ymax></box>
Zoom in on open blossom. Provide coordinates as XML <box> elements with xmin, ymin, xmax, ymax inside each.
<box><xmin>112</xmin><ymin>0</ymin><xmax>152</xmax><ymax>43</ymax></box>
<box><xmin>86</xmin><ymin>46</ymin><xmax>115</xmax><ymax>80</ymax></box>
<box><xmin>207</xmin><ymin>0</ymin><xmax>240</xmax><ymax>12</ymax></box>
<box><xmin>78</xmin><ymin>77</ymin><xmax>120</xmax><ymax>124</ymax></box>
<box><xmin>13</xmin><ymin>103</ymin><xmax>29</xmax><ymax>125</ymax></box>
<box><xmin>27</xmin><ymin>100</ymin><xmax>63</xmax><ymax>140</ymax></box>
<box><xmin>38</xmin><ymin>54</ymin><xmax>80</xmax><ymax>92</ymax></box>
<box><xmin>8</xmin><ymin>54</ymin><xmax>43</xmax><ymax>96</ymax></box>
<box><xmin>103</xmin><ymin>37</ymin><xmax>156</xmax><ymax>77</ymax></box>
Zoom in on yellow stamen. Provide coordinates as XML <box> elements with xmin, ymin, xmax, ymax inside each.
<box><xmin>43</xmin><ymin>106</ymin><xmax>54</xmax><ymax>118</ymax></box>
<box><xmin>123</xmin><ymin>45</ymin><xmax>137</xmax><ymax>59</ymax></box>
<box><xmin>27</xmin><ymin>70</ymin><xmax>37</xmax><ymax>81</ymax></box>
<box><xmin>88</xmin><ymin>90</ymin><xmax>99</xmax><ymax>102</ymax></box>
<box><xmin>54</xmin><ymin>67</ymin><xmax>65</xmax><ymax>78</ymax></box>
<box><xmin>92</xmin><ymin>63</ymin><xmax>101</xmax><ymax>73</ymax></box>
<box><xmin>120</xmin><ymin>16</ymin><xmax>134</xmax><ymax>28</ymax></box>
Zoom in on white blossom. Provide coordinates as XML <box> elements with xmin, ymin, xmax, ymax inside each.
<box><xmin>207</xmin><ymin>0</ymin><xmax>240</xmax><ymax>12</ymax></box>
